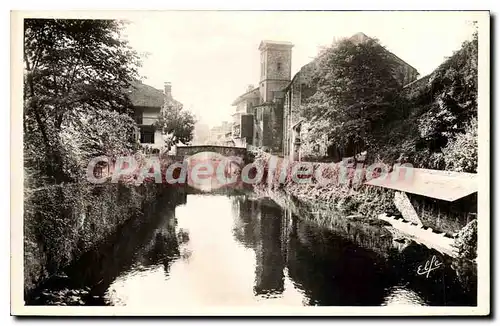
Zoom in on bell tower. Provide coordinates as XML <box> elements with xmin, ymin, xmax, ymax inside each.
<box><xmin>258</xmin><ymin>40</ymin><xmax>293</xmax><ymax>103</ymax></box>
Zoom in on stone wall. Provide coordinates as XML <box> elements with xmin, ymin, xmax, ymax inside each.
<box><xmin>252</xmin><ymin>103</ymin><xmax>284</xmax><ymax>153</ymax></box>
<box><xmin>262</xmin><ymin>80</ymin><xmax>290</xmax><ymax>103</ymax></box>
<box><xmin>265</xmin><ymin>49</ymin><xmax>292</xmax><ymax>81</ymax></box>
<box><xmin>176</xmin><ymin>145</ymin><xmax>247</xmax><ymax>158</ymax></box>
<box><xmin>283</xmin><ymin>64</ymin><xmax>315</xmax><ymax>158</ymax></box>
<box><xmin>260</xmin><ymin>43</ymin><xmax>292</xmax><ymax>103</ymax></box>
<box><xmin>402</xmin><ymin>74</ymin><xmax>432</xmax><ymax>97</ymax></box>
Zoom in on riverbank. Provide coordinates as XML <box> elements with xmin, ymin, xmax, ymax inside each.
<box><xmin>24</xmin><ymin>181</ymin><xmax>171</xmax><ymax>295</ymax></box>
<box><xmin>26</xmin><ymin>190</ymin><xmax>477</xmax><ymax>307</ymax></box>
<box><xmin>253</xmin><ymin>184</ymin><xmax>395</xmax><ymax>258</ymax></box>
<box><xmin>255</xmin><ymin>183</ymin><xmax>477</xmax><ymax>303</ymax></box>
<box><xmin>251</xmin><ymin>150</ymin><xmax>477</xmax><ymax>260</ymax></box>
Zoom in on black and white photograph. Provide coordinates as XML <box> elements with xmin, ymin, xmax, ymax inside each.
<box><xmin>10</xmin><ymin>10</ymin><xmax>490</xmax><ymax>316</ymax></box>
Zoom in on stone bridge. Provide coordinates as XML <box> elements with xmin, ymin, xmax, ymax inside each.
<box><xmin>175</xmin><ymin>145</ymin><xmax>248</xmax><ymax>159</ymax></box>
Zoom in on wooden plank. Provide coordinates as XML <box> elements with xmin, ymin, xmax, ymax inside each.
<box><xmin>394</xmin><ymin>191</ymin><xmax>423</xmax><ymax>226</ymax></box>
<box><xmin>378</xmin><ymin>213</ymin><xmax>459</xmax><ymax>258</ymax></box>
<box><xmin>365</xmin><ymin>167</ymin><xmax>477</xmax><ymax>202</ymax></box>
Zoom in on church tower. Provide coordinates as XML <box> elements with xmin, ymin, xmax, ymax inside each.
<box><xmin>258</xmin><ymin>40</ymin><xmax>293</xmax><ymax>103</ymax></box>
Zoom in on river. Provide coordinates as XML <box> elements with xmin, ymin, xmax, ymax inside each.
<box><xmin>26</xmin><ymin>188</ymin><xmax>476</xmax><ymax>307</ymax></box>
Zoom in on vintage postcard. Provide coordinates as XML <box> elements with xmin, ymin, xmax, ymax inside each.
<box><xmin>11</xmin><ymin>10</ymin><xmax>490</xmax><ymax>316</ymax></box>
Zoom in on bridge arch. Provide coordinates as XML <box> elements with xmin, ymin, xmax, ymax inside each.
<box><xmin>175</xmin><ymin>145</ymin><xmax>247</xmax><ymax>159</ymax></box>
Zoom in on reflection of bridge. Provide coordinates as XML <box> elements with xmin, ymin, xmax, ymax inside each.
<box><xmin>174</xmin><ymin>145</ymin><xmax>249</xmax><ymax>192</ymax></box>
<box><xmin>175</xmin><ymin>145</ymin><xmax>248</xmax><ymax>159</ymax></box>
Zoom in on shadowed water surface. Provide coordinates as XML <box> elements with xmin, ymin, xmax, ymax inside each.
<box><xmin>27</xmin><ymin>191</ymin><xmax>476</xmax><ymax>307</ymax></box>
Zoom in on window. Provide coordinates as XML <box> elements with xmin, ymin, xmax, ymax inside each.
<box><xmin>134</xmin><ymin>111</ymin><xmax>143</xmax><ymax>124</ymax></box>
<box><xmin>140</xmin><ymin>129</ymin><xmax>155</xmax><ymax>144</ymax></box>
<box><xmin>277</xmin><ymin>62</ymin><xmax>282</xmax><ymax>72</ymax></box>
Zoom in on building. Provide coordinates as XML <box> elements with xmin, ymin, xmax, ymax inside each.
<box><xmin>207</xmin><ymin>121</ymin><xmax>233</xmax><ymax>145</ymax></box>
<box><xmin>282</xmin><ymin>32</ymin><xmax>420</xmax><ymax>161</ymax></box>
<box><xmin>231</xmin><ymin>34</ymin><xmax>419</xmax><ymax>158</ymax></box>
<box><xmin>231</xmin><ymin>84</ymin><xmax>260</xmax><ymax>139</ymax></box>
<box><xmin>128</xmin><ymin>80</ymin><xmax>183</xmax><ymax>150</ymax></box>
<box><xmin>192</xmin><ymin>120</ymin><xmax>211</xmax><ymax>145</ymax></box>
<box><xmin>231</xmin><ymin>40</ymin><xmax>294</xmax><ymax>152</ymax></box>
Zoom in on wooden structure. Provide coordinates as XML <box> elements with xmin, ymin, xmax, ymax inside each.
<box><xmin>365</xmin><ymin>167</ymin><xmax>478</xmax><ymax>257</ymax></box>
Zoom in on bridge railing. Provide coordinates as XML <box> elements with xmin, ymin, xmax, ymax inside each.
<box><xmin>175</xmin><ymin>145</ymin><xmax>248</xmax><ymax>158</ymax></box>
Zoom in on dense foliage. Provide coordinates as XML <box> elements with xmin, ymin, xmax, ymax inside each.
<box><xmin>59</xmin><ymin>109</ymin><xmax>139</xmax><ymax>180</ymax></box>
<box><xmin>24</xmin><ymin>182</ymin><xmax>165</xmax><ymax>293</ymax></box>
<box><xmin>22</xmin><ymin>19</ymin><xmax>160</xmax><ymax>294</ymax></box>
<box><xmin>154</xmin><ymin>102</ymin><xmax>196</xmax><ymax>149</ymax></box>
<box><xmin>301</xmin><ymin>38</ymin><xmax>404</xmax><ymax>153</ymax></box>
<box><xmin>375</xmin><ymin>32</ymin><xmax>478</xmax><ymax>171</ymax></box>
<box><xmin>442</xmin><ymin>118</ymin><xmax>478</xmax><ymax>173</ymax></box>
<box><xmin>24</xmin><ymin>19</ymin><xmax>140</xmax><ymax>183</ymax></box>
<box><xmin>455</xmin><ymin>219</ymin><xmax>478</xmax><ymax>260</ymax></box>
<box><xmin>301</xmin><ymin>32</ymin><xmax>478</xmax><ymax>173</ymax></box>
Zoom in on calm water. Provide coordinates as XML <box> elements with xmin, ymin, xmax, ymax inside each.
<box><xmin>27</xmin><ymin>190</ymin><xmax>476</xmax><ymax>307</ymax></box>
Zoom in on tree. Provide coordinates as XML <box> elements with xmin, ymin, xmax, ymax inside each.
<box><xmin>23</xmin><ymin>19</ymin><xmax>140</xmax><ymax>182</ymax></box>
<box><xmin>301</xmin><ymin>38</ymin><xmax>403</xmax><ymax>155</ymax></box>
<box><xmin>414</xmin><ymin>33</ymin><xmax>478</xmax><ymax>152</ymax></box>
<box><xmin>442</xmin><ymin>118</ymin><xmax>477</xmax><ymax>173</ymax></box>
<box><xmin>154</xmin><ymin>103</ymin><xmax>196</xmax><ymax>149</ymax></box>
<box><xmin>59</xmin><ymin>109</ymin><xmax>138</xmax><ymax>179</ymax></box>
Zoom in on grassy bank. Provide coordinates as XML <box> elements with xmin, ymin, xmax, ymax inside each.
<box><xmin>253</xmin><ymin>176</ymin><xmax>477</xmax><ymax>299</ymax></box>
<box><xmin>253</xmin><ymin>184</ymin><xmax>395</xmax><ymax>258</ymax></box>
<box><xmin>23</xmin><ymin>181</ymin><xmax>167</xmax><ymax>294</ymax></box>
<box><xmin>288</xmin><ymin>33</ymin><xmax>478</xmax><ymax>239</ymax></box>
<box><xmin>252</xmin><ymin>150</ymin><xmax>477</xmax><ymax>259</ymax></box>
<box><xmin>253</xmin><ymin>150</ymin><xmax>396</xmax><ymax>217</ymax></box>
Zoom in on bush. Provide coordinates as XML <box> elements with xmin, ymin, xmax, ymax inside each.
<box><xmin>373</xmin><ymin>35</ymin><xmax>477</xmax><ymax>170</ymax></box>
<box><xmin>442</xmin><ymin>118</ymin><xmax>478</xmax><ymax>173</ymax></box>
<box><xmin>454</xmin><ymin>219</ymin><xmax>477</xmax><ymax>260</ymax></box>
<box><xmin>24</xmin><ymin>182</ymin><xmax>161</xmax><ymax>293</ymax></box>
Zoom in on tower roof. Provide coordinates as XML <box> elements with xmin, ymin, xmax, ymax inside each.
<box><xmin>259</xmin><ymin>40</ymin><xmax>294</xmax><ymax>51</ymax></box>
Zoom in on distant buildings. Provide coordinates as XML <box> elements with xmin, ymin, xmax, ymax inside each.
<box><xmin>231</xmin><ymin>32</ymin><xmax>419</xmax><ymax>160</ymax></box>
<box><xmin>207</xmin><ymin>121</ymin><xmax>233</xmax><ymax>146</ymax></box>
<box><xmin>192</xmin><ymin>120</ymin><xmax>211</xmax><ymax>145</ymax></box>
<box><xmin>128</xmin><ymin>81</ymin><xmax>183</xmax><ymax>150</ymax></box>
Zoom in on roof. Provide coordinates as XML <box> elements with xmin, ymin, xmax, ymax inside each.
<box><xmin>128</xmin><ymin>80</ymin><xmax>165</xmax><ymax>108</ymax></box>
<box><xmin>365</xmin><ymin>168</ymin><xmax>478</xmax><ymax>202</ymax></box>
<box><xmin>292</xmin><ymin>118</ymin><xmax>306</xmax><ymax>129</ymax></box>
<box><xmin>403</xmin><ymin>74</ymin><xmax>431</xmax><ymax>88</ymax></box>
<box><xmin>349</xmin><ymin>32</ymin><xmax>371</xmax><ymax>44</ymax></box>
<box><xmin>232</xmin><ymin>87</ymin><xmax>260</xmax><ymax>106</ymax></box>
<box><xmin>259</xmin><ymin>40</ymin><xmax>294</xmax><ymax>51</ymax></box>
<box><xmin>283</xmin><ymin>32</ymin><xmax>419</xmax><ymax>96</ymax></box>
<box><xmin>284</xmin><ymin>60</ymin><xmax>317</xmax><ymax>92</ymax></box>
<box><xmin>348</xmin><ymin>32</ymin><xmax>418</xmax><ymax>73</ymax></box>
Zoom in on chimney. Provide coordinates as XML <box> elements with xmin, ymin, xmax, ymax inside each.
<box><xmin>164</xmin><ymin>82</ymin><xmax>172</xmax><ymax>98</ymax></box>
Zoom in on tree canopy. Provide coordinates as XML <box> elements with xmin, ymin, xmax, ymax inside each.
<box><xmin>154</xmin><ymin>103</ymin><xmax>196</xmax><ymax>148</ymax></box>
<box><xmin>301</xmin><ymin>38</ymin><xmax>404</xmax><ymax>153</ymax></box>
<box><xmin>23</xmin><ymin>19</ymin><xmax>141</xmax><ymax>182</ymax></box>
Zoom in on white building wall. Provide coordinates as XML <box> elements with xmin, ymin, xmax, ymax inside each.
<box><xmin>142</xmin><ymin>108</ymin><xmax>160</xmax><ymax>125</ymax></box>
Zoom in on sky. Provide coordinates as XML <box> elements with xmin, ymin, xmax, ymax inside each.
<box><xmin>123</xmin><ymin>11</ymin><xmax>478</xmax><ymax>128</ymax></box>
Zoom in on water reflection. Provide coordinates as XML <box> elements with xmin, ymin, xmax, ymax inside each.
<box><xmin>382</xmin><ymin>286</ymin><xmax>426</xmax><ymax>306</ymax></box>
<box><xmin>28</xmin><ymin>191</ymin><xmax>476</xmax><ymax>307</ymax></box>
